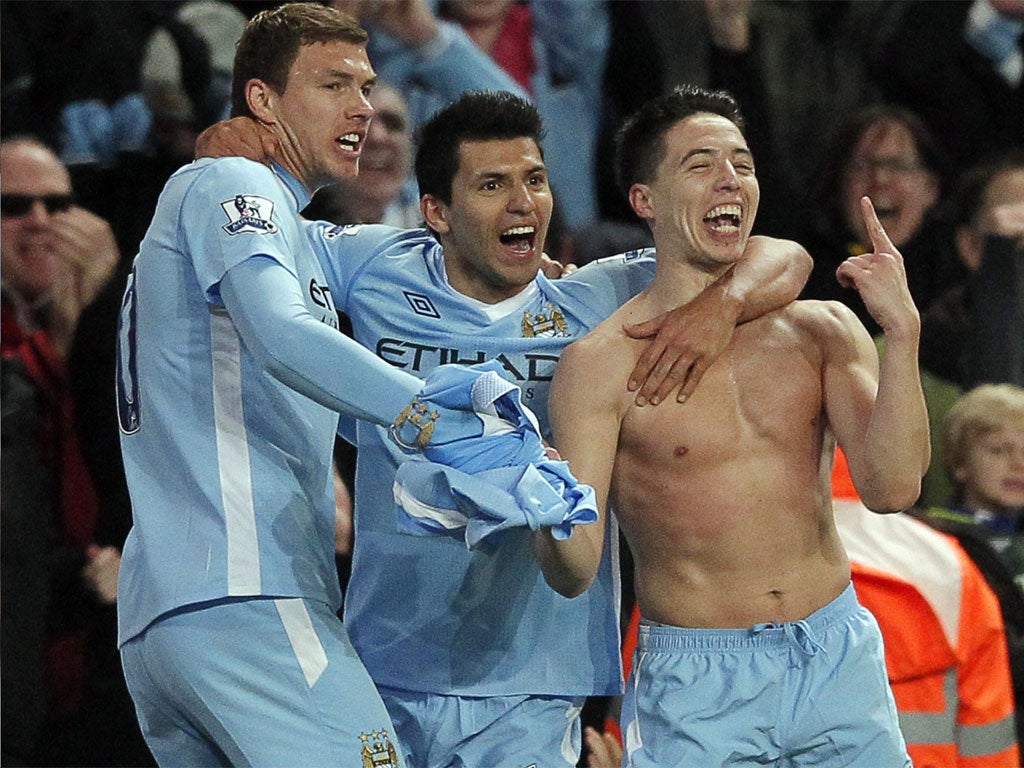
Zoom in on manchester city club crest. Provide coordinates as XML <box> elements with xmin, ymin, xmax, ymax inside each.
<box><xmin>359</xmin><ymin>730</ymin><xmax>399</xmax><ymax>768</ymax></box>
<box><xmin>220</xmin><ymin>194</ymin><xmax>279</xmax><ymax>235</ymax></box>
<box><xmin>521</xmin><ymin>303</ymin><xmax>569</xmax><ymax>338</ymax></box>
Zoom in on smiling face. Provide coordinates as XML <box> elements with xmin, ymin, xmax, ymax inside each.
<box><xmin>841</xmin><ymin>119</ymin><xmax>939</xmax><ymax>248</ymax></box>
<box><xmin>0</xmin><ymin>141</ymin><xmax>72</xmax><ymax>302</ymax></box>
<box><xmin>630</xmin><ymin>113</ymin><xmax>758</xmax><ymax>271</ymax></box>
<box><xmin>957</xmin><ymin>425</ymin><xmax>1024</xmax><ymax>513</ymax></box>
<box><xmin>422</xmin><ymin>137</ymin><xmax>552</xmax><ymax>304</ymax></box>
<box><xmin>249</xmin><ymin>40</ymin><xmax>375</xmax><ymax>190</ymax></box>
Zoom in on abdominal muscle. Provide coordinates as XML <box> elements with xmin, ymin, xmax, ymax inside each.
<box><xmin>610</xmin><ymin>325</ymin><xmax>851</xmax><ymax>629</ymax></box>
<box><xmin>615</xmin><ymin>450</ymin><xmax>851</xmax><ymax>628</ymax></box>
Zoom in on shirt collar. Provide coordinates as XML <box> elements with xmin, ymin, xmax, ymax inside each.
<box><xmin>269</xmin><ymin>160</ymin><xmax>312</xmax><ymax>212</ymax></box>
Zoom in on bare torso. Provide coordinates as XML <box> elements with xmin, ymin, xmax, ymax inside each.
<box><xmin>596</xmin><ymin>299</ymin><xmax>850</xmax><ymax>628</ymax></box>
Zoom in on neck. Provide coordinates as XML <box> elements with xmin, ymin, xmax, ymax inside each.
<box><xmin>268</xmin><ymin>129</ymin><xmax>319</xmax><ymax>194</ymax></box>
<box><xmin>642</xmin><ymin>239</ymin><xmax>731</xmax><ymax>315</ymax></box>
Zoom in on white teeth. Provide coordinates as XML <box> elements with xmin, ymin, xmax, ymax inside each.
<box><xmin>502</xmin><ymin>226</ymin><xmax>535</xmax><ymax>236</ymax></box>
<box><xmin>704</xmin><ymin>204</ymin><xmax>741</xmax><ymax>219</ymax></box>
<box><xmin>338</xmin><ymin>133</ymin><xmax>360</xmax><ymax>147</ymax></box>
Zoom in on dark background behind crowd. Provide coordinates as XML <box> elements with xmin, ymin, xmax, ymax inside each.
<box><xmin>2</xmin><ymin>1</ymin><xmax>1022</xmax><ymax>765</ymax></box>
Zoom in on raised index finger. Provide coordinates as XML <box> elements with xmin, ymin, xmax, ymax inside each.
<box><xmin>860</xmin><ymin>195</ymin><xmax>895</xmax><ymax>253</ymax></box>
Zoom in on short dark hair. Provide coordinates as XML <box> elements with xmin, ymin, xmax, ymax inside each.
<box><xmin>614</xmin><ymin>85</ymin><xmax>746</xmax><ymax>198</ymax></box>
<box><xmin>414</xmin><ymin>91</ymin><xmax>545</xmax><ymax>205</ymax></box>
<box><xmin>231</xmin><ymin>3</ymin><xmax>367</xmax><ymax>118</ymax></box>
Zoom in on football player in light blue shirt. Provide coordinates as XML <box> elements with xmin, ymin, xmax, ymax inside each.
<box><xmin>114</xmin><ymin>7</ymin><xmax>486</xmax><ymax>767</ymax></box>
<box><xmin>201</xmin><ymin>88</ymin><xmax>810</xmax><ymax>766</ymax></box>
<box><xmin>301</xmin><ymin>92</ymin><xmax>811</xmax><ymax>767</ymax></box>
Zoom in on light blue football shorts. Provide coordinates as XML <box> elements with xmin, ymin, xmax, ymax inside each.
<box><xmin>378</xmin><ymin>685</ymin><xmax>584</xmax><ymax>768</ymax></box>
<box><xmin>622</xmin><ymin>583</ymin><xmax>910</xmax><ymax>768</ymax></box>
<box><xmin>120</xmin><ymin>596</ymin><xmax>403</xmax><ymax>767</ymax></box>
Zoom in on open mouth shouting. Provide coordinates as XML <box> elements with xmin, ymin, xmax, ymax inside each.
<box><xmin>703</xmin><ymin>204</ymin><xmax>742</xmax><ymax>234</ymax></box>
<box><xmin>499</xmin><ymin>225</ymin><xmax>537</xmax><ymax>256</ymax></box>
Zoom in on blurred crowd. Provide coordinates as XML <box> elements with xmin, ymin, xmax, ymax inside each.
<box><xmin>1</xmin><ymin>1</ymin><xmax>1022</xmax><ymax>766</ymax></box>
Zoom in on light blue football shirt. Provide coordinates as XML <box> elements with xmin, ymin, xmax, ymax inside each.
<box><xmin>117</xmin><ymin>159</ymin><xmax>352</xmax><ymax>644</ymax></box>
<box><xmin>307</xmin><ymin>222</ymin><xmax>655</xmax><ymax>697</ymax></box>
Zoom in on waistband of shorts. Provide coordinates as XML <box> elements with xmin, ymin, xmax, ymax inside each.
<box><xmin>637</xmin><ymin>582</ymin><xmax>857</xmax><ymax>652</ymax></box>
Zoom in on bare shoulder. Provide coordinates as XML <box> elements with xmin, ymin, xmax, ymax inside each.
<box><xmin>554</xmin><ymin>304</ymin><xmax>639</xmax><ymax>401</ymax></box>
<box><xmin>782</xmin><ymin>300</ymin><xmax>876</xmax><ymax>372</ymax></box>
<box><xmin>785</xmin><ymin>299</ymin><xmax>868</xmax><ymax>342</ymax></box>
<box><xmin>559</xmin><ymin>316</ymin><xmax>633</xmax><ymax>379</ymax></box>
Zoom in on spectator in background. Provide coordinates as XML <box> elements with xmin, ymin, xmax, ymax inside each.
<box><xmin>914</xmin><ymin>384</ymin><xmax>1024</xmax><ymax>750</ymax></box>
<box><xmin>304</xmin><ymin>81</ymin><xmax>419</xmax><ymax>228</ymax></box>
<box><xmin>833</xmin><ymin>449</ymin><xmax>1020</xmax><ymax>766</ymax></box>
<box><xmin>918</xmin><ymin>385</ymin><xmax>1024</xmax><ymax>584</ymax></box>
<box><xmin>798</xmin><ymin>104</ymin><xmax>962</xmax><ymax>338</ymax></box>
<box><xmin>0</xmin><ymin>137</ymin><xmax>150</xmax><ymax>767</ymax></box>
<box><xmin>870</xmin><ymin>0</ymin><xmax>1024</xmax><ymax>183</ymax></box>
<box><xmin>922</xmin><ymin>149</ymin><xmax>1024</xmax><ymax>389</ymax></box>
<box><xmin>353</xmin><ymin>0</ymin><xmax>608</xmax><ymax>235</ymax></box>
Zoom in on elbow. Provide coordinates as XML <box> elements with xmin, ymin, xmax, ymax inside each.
<box><xmin>860</xmin><ymin>477</ymin><xmax>922</xmax><ymax>514</ymax></box>
<box><xmin>792</xmin><ymin>243</ymin><xmax>813</xmax><ymax>285</ymax></box>
<box><xmin>543</xmin><ymin>571</ymin><xmax>597</xmax><ymax>599</ymax></box>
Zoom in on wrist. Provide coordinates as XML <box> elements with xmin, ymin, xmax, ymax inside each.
<box><xmin>714</xmin><ymin>280</ymin><xmax>746</xmax><ymax>325</ymax></box>
<box><xmin>881</xmin><ymin>313</ymin><xmax>921</xmax><ymax>344</ymax></box>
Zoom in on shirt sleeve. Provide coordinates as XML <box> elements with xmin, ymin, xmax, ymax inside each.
<box><xmin>220</xmin><ymin>255</ymin><xmax>422</xmax><ymax>426</ymax></box>
<box><xmin>180</xmin><ymin>158</ymin><xmax>300</xmax><ymax>298</ymax></box>
<box><xmin>367</xmin><ymin>20</ymin><xmax>530</xmax><ymax>104</ymax></box>
<box><xmin>560</xmin><ymin>249</ymin><xmax>657</xmax><ymax>320</ymax></box>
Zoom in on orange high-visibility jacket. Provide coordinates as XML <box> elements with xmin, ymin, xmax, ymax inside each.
<box><xmin>834</xmin><ymin>452</ymin><xmax>1019</xmax><ymax>768</ymax></box>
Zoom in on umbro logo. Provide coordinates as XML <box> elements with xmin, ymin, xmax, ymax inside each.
<box><xmin>404</xmin><ymin>291</ymin><xmax>440</xmax><ymax>319</ymax></box>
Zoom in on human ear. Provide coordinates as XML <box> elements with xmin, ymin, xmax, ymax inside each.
<box><xmin>421</xmin><ymin>195</ymin><xmax>451</xmax><ymax>234</ymax></box>
<box><xmin>629</xmin><ymin>184</ymin><xmax>654</xmax><ymax>221</ymax></box>
<box><xmin>245</xmin><ymin>79</ymin><xmax>278</xmax><ymax>124</ymax></box>
<box><xmin>955</xmin><ymin>225</ymin><xmax>983</xmax><ymax>271</ymax></box>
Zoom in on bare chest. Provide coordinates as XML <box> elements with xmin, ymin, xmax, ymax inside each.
<box><xmin>618</xmin><ymin>318</ymin><xmax>823</xmax><ymax>467</ymax></box>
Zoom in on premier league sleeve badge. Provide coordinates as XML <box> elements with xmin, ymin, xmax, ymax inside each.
<box><xmin>220</xmin><ymin>194</ymin><xmax>279</xmax><ymax>235</ymax></box>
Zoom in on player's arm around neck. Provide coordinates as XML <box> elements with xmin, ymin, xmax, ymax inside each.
<box><xmin>532</xmin><ymin>336</ymin><xmax>623</xmax><ymax>597</ymax></box>
<box><xmin>624</xmin><ymin>236</ymin><xmax>811</xmax><ymax>406</ymax></box>
<box><xmin>718</xmin><ymin>235</ymin><xmax>812</xmax><ymax>323</ymax></box>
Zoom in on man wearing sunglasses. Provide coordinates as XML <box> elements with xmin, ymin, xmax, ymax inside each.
<box><xmin>0</xmin><ymin>136</ymin><xmax>125</xmax><ymax>766</ymax></box>
<box><xmin>1</xmin><ymin>138</ymin><xmax>119</xmax><ymax>357</ymax></box>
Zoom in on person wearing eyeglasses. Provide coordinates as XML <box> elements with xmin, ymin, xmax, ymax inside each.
<box><xmin>796</xmin><ymin>104</ymin><xmax>963</xmax><ymax>339</ymax></box>
<box><xmin>0</xmin><ymin>136</ymin><xmax>137</xmax><ymax>766</ymax></box>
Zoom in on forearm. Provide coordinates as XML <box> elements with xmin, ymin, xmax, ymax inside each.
<box><xmin>398</xmin><ymin>21</ymin><xmax>529</xmax><ymax>101</ymax></box>
<box><xmin>718</xmin><ymin>236</ymin><xmax>811</xmax><ymax>324</ymax></box>
<box><xmin>221</xmin><ymin>257</ymin><xmax>420</xmax><ymax>426</ymax></box>
<box><xmin>860</xmin><ymin>331</ymin><xmax>930</xmax><ymax>510</ymax></box>
<box><xmin>531</xmin><ymin>524</ymin><xmax>602</xmax><ymax>598</ymax></box>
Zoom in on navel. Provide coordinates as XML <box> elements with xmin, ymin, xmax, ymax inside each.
<box><xmin>673</xmin><ymin>445</ymin><xmax>689</xmax><ymax>458</ymax></box>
